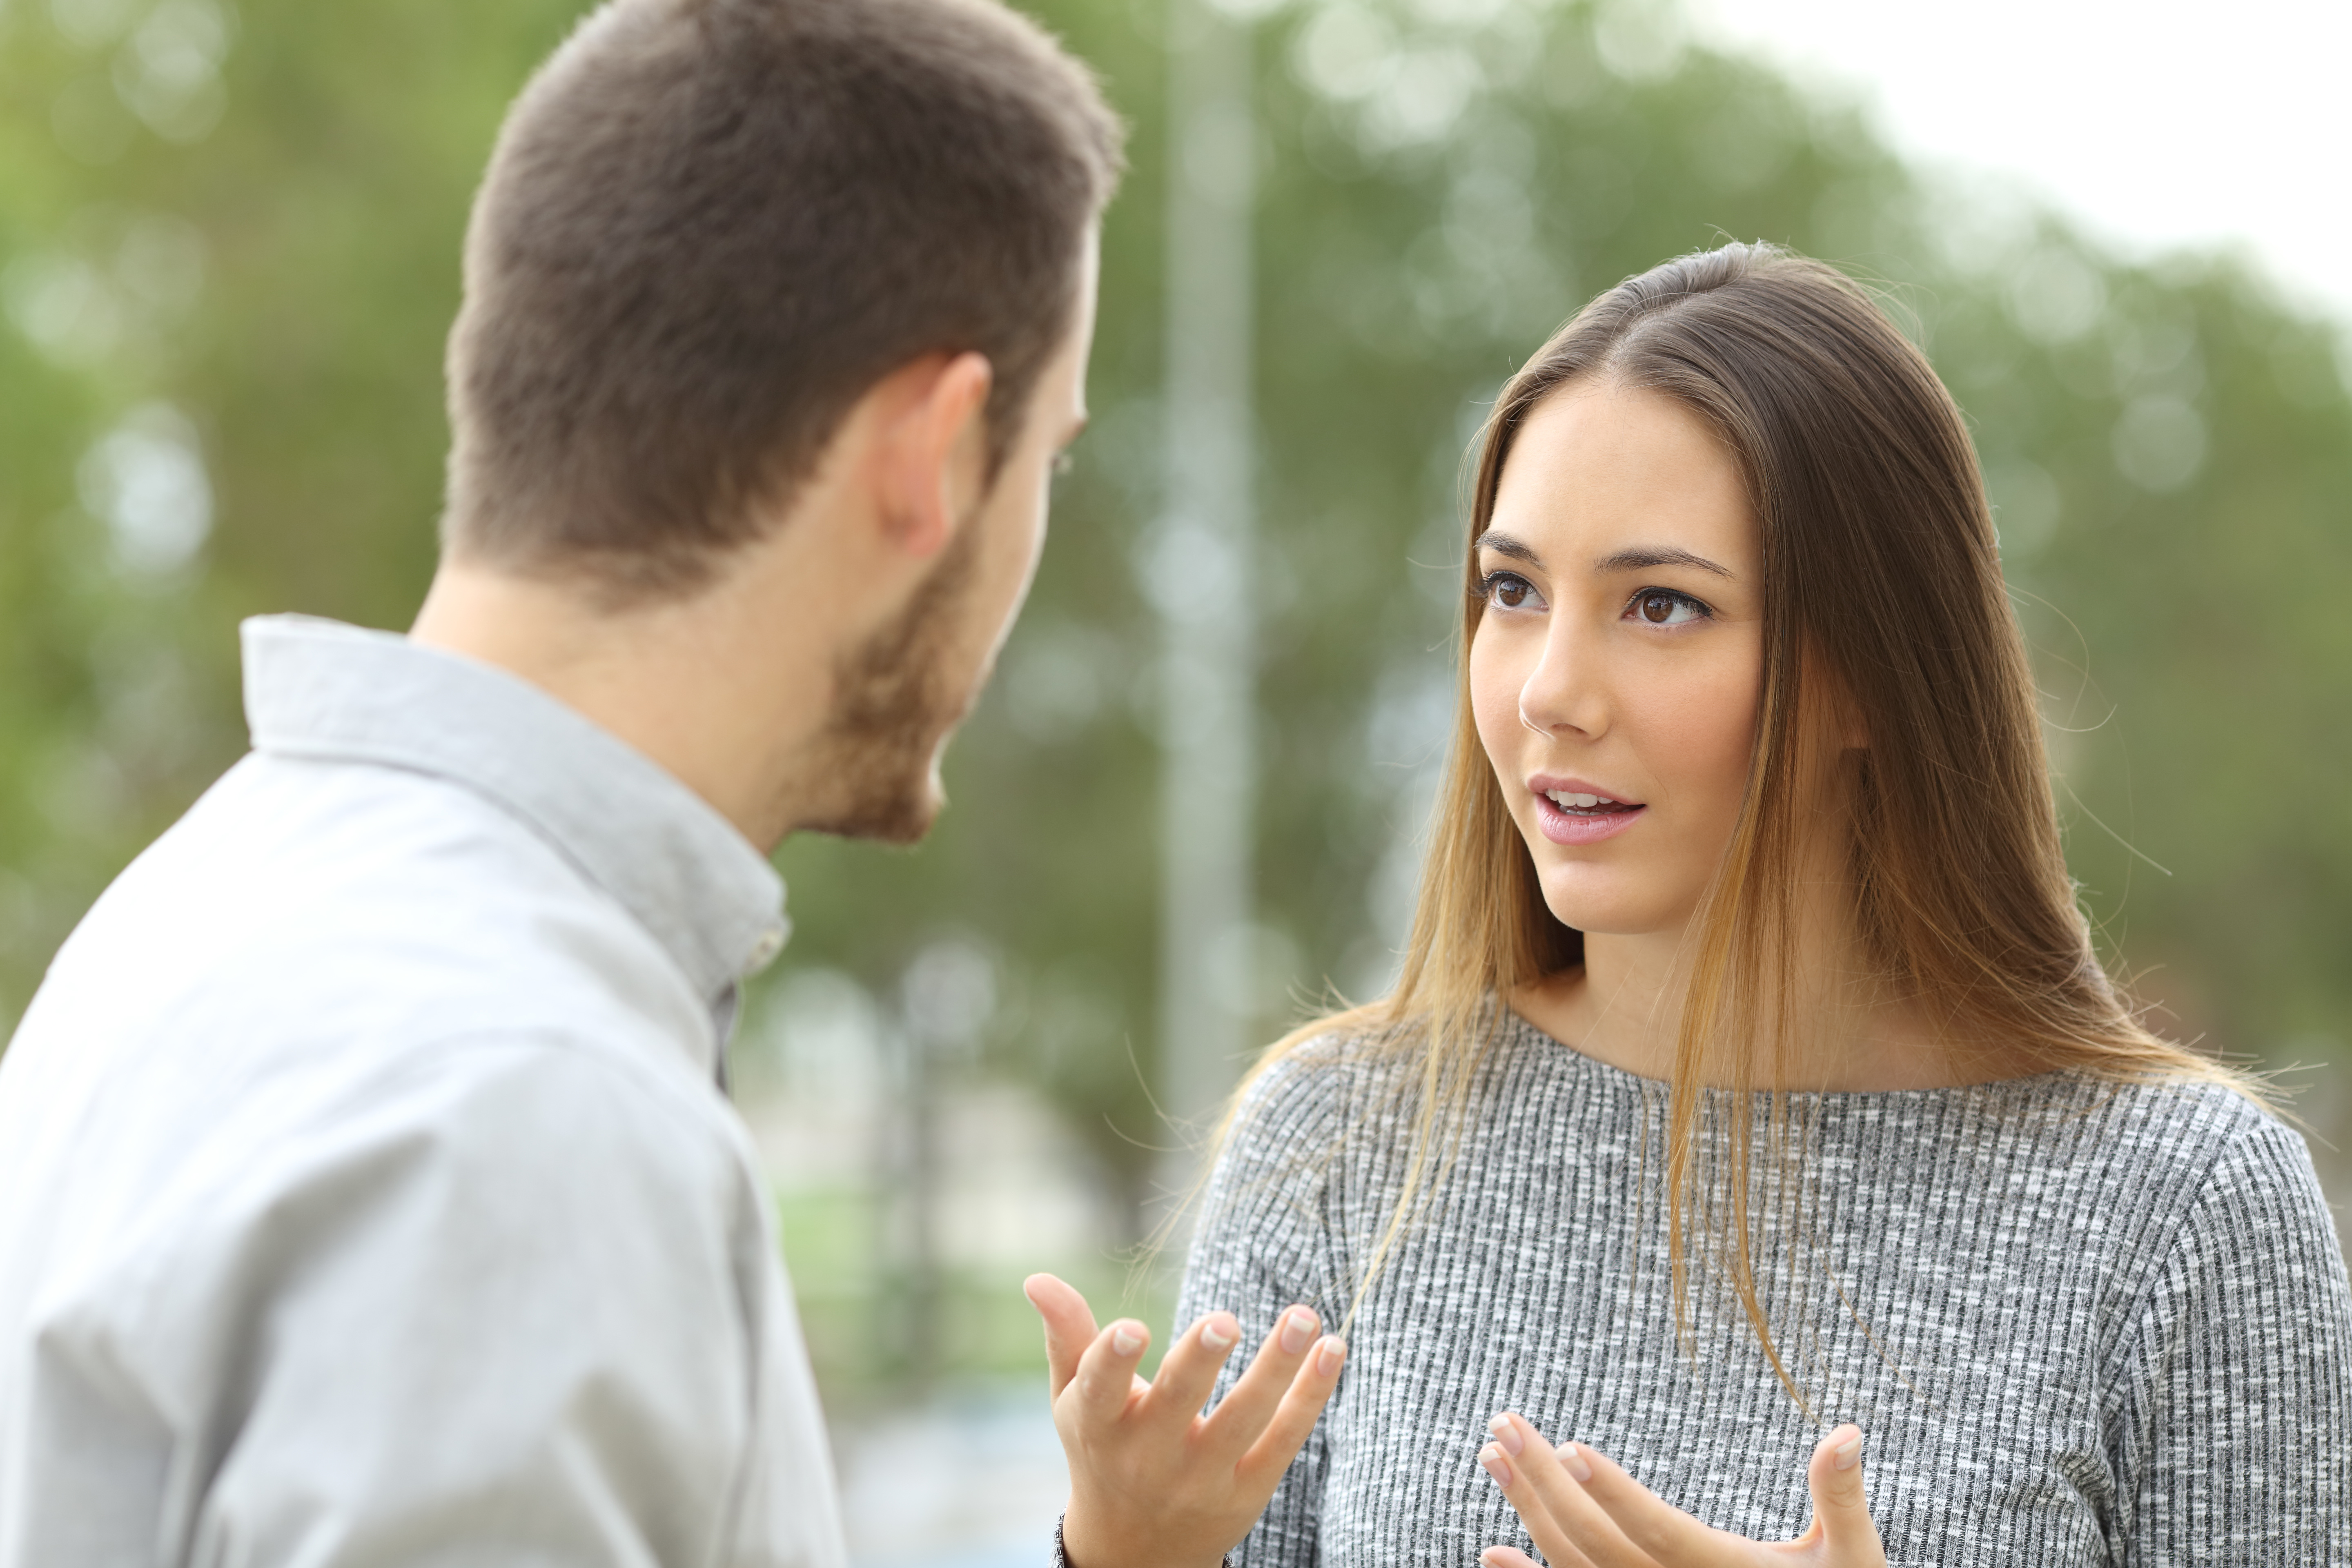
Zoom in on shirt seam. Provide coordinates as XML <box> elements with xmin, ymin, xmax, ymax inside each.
<box><xmin>2097</xmin><ymin>1108</ymin><xmax>2278</xmax><ymax>1387</ymax></box>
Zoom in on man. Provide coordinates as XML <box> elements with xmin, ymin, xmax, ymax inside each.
<box><xmin>0</xmin><ymin>0</ymin><xmax>1166</xmax><ymax>1559</ymax></box>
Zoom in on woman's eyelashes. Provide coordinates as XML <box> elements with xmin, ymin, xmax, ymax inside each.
<box><xmin>1477</xmin><ymin>572</ymin><xmax>1715</xmax><ymax>626</ymax></box>
<box><xmin>1477</xmin><ymin>570</ymin><xmax>1547</xmax><ymax>612</ymax></box>
<box><xmin>1624</xmin><ymin>587</ymin><xmax>1712</xmax><ymax>627</ymax></box>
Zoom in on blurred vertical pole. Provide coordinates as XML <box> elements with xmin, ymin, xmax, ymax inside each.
<box><xmin>903</xmin><ymin>1022</ymin><xmax>940</xmax><ymax>1384</ymax></box>
<box><xmin>875</xmin><ymin>1017</ymin><xmax>940</xmax><ymax>1387</ymax></box>
<box><xmin>1156</xmin><ymin>0</ymin><xmax>1256</xmax><ymax>1196</ymax></box>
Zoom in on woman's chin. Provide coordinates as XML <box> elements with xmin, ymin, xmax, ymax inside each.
<box><xmin>1537</xmin><ymin>883</ymin><xmax>1690</xmax><ymax>941</ymax></box>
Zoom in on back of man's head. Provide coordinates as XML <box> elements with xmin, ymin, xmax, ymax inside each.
<box><xmin>443</xmin><ymin>0</ymin><xmax>1123</xmax><ymax>601</ymax></box>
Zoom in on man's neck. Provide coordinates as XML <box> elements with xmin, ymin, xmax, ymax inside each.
<box><xmin>409</xmin><ymin>556</ymin><xmax>837</xmax><ymax>851</ymax></box>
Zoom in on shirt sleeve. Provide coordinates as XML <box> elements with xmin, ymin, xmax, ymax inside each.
<box><xmin>1175</xmin><ymin>1046</ymin><xmax>1359</xmax><ymax>1568</ymax></box>
<box><xmin>2104</xmin><ymin>1114</ymin><xmax>2352</xmax><ymax>1565</ymax></box>
<box><xmin>161</xmin><ymin>1037</ymin><xmax>768</xmax><ymax>1565</ymax></box>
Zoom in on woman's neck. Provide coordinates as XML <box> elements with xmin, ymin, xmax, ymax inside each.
<box><xmin>1509</xmin><ymin>922</ymin><xmax>2022</xmax><ymax>1093</ymax></box>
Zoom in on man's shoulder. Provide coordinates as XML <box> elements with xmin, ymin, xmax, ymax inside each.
<box><xmin>0</xmin><ymin>1015</ymin><xmax>756</xmax><ymax>1397</ymax></box>
<box><xmin>0</xmin><ymin>749</ymin><xmax>734</xmax><ymax>1256</ymax></box>
<box><xmin>45</xmin><ymin>749</ymin><xmax>702</xmax><ymax>1054</ymax></box>
<box><xmin>131</xmin><ymin>746</ymin><xmax>624</xmax><ymax>936</ymax></box>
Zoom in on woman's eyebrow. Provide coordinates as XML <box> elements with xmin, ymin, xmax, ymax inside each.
<box><xmin>1472</xmin><ymin>530</ymin><xmax>1543</xmax><ymax>567</ymax></box>
<box><xmin>1595</xmin><ymin>544</ymin><xmax>1736</xmax><ymax>579</ymax></box>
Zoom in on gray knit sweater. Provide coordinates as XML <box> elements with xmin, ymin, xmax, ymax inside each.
<box><xmin>1176</xmin><ymin>1013</ymin><xmax>2352</xmax><ymax>1566</ymax></box>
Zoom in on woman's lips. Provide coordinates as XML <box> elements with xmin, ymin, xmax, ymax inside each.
<box><xmin>1531</xmin><ymin>790</ymin><xmax>1647</xmax><ymax>846</ymax></box>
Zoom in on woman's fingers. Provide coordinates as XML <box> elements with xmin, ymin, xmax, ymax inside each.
<box><xmin>1479</xmin><ymin>1550</ymin><xmax>1546</xmax><ymax>1568</ymax></box>
<box><xmin>1232</xmin><ymin>1331</ymin><xmax>1348</xmax><ymax>1483</ymax></box>
<box><xmin>1544</xmin><ymin>1427</ymin><xmax>1737</xmax><ymax>1563</ymax></box>
<box><xmin>1132</xmin><ymin>1310</ymin><xmax>1246</xmax><ymax>1430</ymax></box>
<box><xmin>1800</xmin><ymin>1425</ymin><xmax>1882</xmax><ymax>1561</ymax></box>
<box><xmin>1022</xmin><ymin>1274</ymin><xmax>1099</xmax><ymax>1399</ymax></box>
<box><xmin>1195</xmin><ymin>1305</ymin><xmax>1325</xmax><ymax>1454</ymax></box>
<box><xmin>1065</xmin><ymin>1313</ymin><xmax>1154</xmax><ymax>1425</ymax></box>
<box><xmin>1479</xmin><ymin>1415</ymin><xmax>1637</xmax><ymax>1568</ymax></box>
<box><xmin>1479</xmin><ymin>1414</ymin><xmax>1884</xmax><ymax>1568</ymax></box>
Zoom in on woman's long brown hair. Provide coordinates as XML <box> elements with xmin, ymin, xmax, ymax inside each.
<box><xmin>1210</xmin><ymin>242</ymin><xmax>2260</xmax><ymax>1405</ymax></box>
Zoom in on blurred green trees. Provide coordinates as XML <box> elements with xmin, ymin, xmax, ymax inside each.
<box><xmin>3</xmin><ymin>0</ymin><xmax>2348</xmax><ymax>1360</ymax></box>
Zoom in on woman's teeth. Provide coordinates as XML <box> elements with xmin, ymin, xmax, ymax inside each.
<box><xmin>1546</xmin><ymin>789</ymin><xmax>1625</xmax><ymax>811</ymax></box>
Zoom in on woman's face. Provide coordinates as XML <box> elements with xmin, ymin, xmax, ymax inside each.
<box><xmin>1470</xmin><ymin>381</ymin><xmax>1765</xmax><ymax>940</ymax></box>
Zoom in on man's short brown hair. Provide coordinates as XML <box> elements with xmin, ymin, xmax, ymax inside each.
<box><xmin>443</xmin><ymin>0</ymin><xmax>1123</xmax><ymax>598</ymax></box>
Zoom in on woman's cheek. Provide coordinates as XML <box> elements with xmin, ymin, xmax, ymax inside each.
<box><xmin>1630</xmin><ymin>648</ymin><xmax>1761</xmax><ymax>825</ymax></box>
<box><xmin>1468</xmin><ymin>629</ymin><xmax>1532</xmax><ymax>785</ymax></box>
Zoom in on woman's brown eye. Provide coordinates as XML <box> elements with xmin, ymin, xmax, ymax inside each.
<box><xmin>1480</xmin><ymin>572</ymin><xmax>1546</xmax><ymax>612</ymax></box>
<box><xmin>1630</xmin><ymin>589</ymin><xmax>1706</xmax><ymax>627</ymax></box>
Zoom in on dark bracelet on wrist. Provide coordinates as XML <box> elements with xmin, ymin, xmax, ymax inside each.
<box><xmin>1052</xmin><ymin>1514</ymin><xmax>1232</xmax><ymax>1568</ymax></box>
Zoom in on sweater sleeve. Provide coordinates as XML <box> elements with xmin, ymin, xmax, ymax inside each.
<box><xmin>1174</xmin><ymin>1046</ymin><xmax>1359</xmax><ymax>1568</ymax></box>
<box><xmin>2104</xmin><ymin>1116</ymin><xmax>2352</xmax><ymax>1565</ymax></box>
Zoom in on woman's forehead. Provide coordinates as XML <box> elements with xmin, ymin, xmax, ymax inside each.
<box><xmin>1487</xmin><ymin>384</ymin><xmax>1756</xmax><ymax>572</ymax></box>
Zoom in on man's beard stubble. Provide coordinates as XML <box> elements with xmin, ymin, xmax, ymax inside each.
<box><xmin>788</xmin><ymin>516</ymin><xmax>988</xmax><ymax>845</ymax></box>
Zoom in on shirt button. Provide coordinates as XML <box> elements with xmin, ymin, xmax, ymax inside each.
<box><xmin>746</xmin><ymin>926</ymin><xmax>786</xmax><ymax>972</ymax></box>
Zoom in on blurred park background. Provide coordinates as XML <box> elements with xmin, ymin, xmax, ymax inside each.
<box><xmin>3</xmin><ymin>0</ymin><xmax>2350</xmax><ymax>1561</ymax></box>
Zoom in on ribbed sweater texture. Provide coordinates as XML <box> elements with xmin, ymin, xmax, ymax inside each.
<box><xmin>1177</xmin><ymin>1013</ymin><xmax>2352</xmax><ymax>1566</ymax></box>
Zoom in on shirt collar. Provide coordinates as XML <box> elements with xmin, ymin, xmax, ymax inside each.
<box><xmin>240</xmin><ymin>615</ymin><xmax>790</xmax><ymax>1018</ymax></box>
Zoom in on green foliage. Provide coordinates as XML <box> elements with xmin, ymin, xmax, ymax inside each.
<box><xmin>0</xmin><ymin>0</ymin><xmax>588</xmax><ymax>1022</ymax></box>
<box><xmin>2</xmin><ymin>0</ymin><xmax>2348</xmax><ymax>1281</ymax></box>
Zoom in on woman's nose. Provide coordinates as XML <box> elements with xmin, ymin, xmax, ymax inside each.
<box><xmin>1517</xmin><ymin>624</ymin><xmax>1608</xmax><ymax>739</ymax></box>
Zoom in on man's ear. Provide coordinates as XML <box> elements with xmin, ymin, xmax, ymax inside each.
<box><xmin>873</xmin><ymin>351</ymin><xmax>994</xmax><ymax>561</ymax></box>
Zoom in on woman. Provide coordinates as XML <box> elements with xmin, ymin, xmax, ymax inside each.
<box><xmin>1109</xmin><ymin>244</ymin><xmax>2351</xmax><ymax>1567</ymax></box>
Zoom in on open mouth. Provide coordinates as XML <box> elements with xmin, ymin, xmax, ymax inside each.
<box><xmin>1541</xmin><ymin>788</ymin><xmax>1641</xmax><ymax>816</ymax></box>
<box><xmin>1529</xmin><ymin>779</ymin><xmax>1647</xmax><ymax>846</ymax></box>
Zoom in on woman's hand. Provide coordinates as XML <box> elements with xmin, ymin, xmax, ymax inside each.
<box><xmin>1025</xmin><ymin>1273</ymin><xmax>1347</xmax><ymax>1568</ymax></box>
<box><xmin>1476</xmin><ymin>1412</ymin><xmax>1885</xmax><ymax>1568</ymax></box>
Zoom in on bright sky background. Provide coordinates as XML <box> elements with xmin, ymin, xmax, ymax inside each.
<box><xmin>1690</xmin><ymin>0</ymin><xmax>2352</xmax><ymax>325</ymax></box>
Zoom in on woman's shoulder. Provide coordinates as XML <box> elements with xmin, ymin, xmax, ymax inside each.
<box><xmin>2054</xmin><ymin>1075</ymin><xmax>2352</xmax><ymax>1397</ymax></box>
<box><xmin>2027</xmin><ymin>1069</ymin><xmax>2292</xmax><ymax>1155</ymax></box>
<box><xmin>1984</xmin><ymin>1068</ymin><xmax>2289</xmax><ymax>1167</ymax></box>
<box><xmin>1229</xmin><ymin>1019</ymin><xmax>1416</xmax><ymax>1138</ymax></box>
<box><xmin>1991</xmin><ymin>1070</ymin><xmax>2329</xmax><ymax>1243</ymax></box>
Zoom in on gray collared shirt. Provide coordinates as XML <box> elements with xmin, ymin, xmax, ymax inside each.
<box><xmin>0</xmin><ymin>616</ymin><xmax>847</xmax><ymax>1566</ymax></box>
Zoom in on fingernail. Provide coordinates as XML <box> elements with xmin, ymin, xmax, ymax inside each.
<box><xmin>1279</xmin><ymin>1307</ymin><xmax>1317</xmax><ymax>1355</ymax></box>
<box><xmin>1200</xmin><ymin>1315</ymin><xmax>1237</xmax><ymax>1351</ymax></box>
<box><xmin>1487</xmin><ymin>1414</ymin><xmax>1523</xmax><ymax>1456</ymax></box>
<box><xmin>1111</xmin><ymin>1323</ymin><xmax>1144</xmax><ymax>1356</ymax></box>
<box><xmin>1315</xmin><ymin>1335</ymin><xmax>1347</xmax><ymax>1376</ymax></box>
<box><xmin>1835</xmin><ymin>1436</ymin><xmax>1862</xmax><ymax>1471</ymax></box>
<box><xmin>1563</xmin><ymin>1442</ymin><xmax>1593</xmax><ymax>1482</ymax></box>
<box><xmin>1479</xmin><ymin>1444</ymin><xmax>1514</xmax><ymax>1487</ymax></box>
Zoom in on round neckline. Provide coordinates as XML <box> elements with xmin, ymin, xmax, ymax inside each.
<box><xmin>1502</xmin><ymin>1007</ymin><xmax>2079</xmax><ymax>1104</ymax></box>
